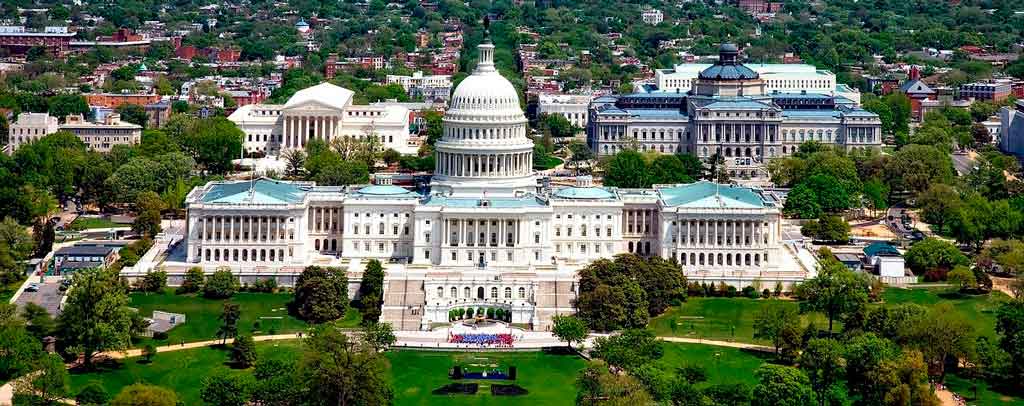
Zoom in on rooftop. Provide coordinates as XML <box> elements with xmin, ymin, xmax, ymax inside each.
<box><xmin>423</xmin><ymin>195</ymin><xmax>547</xmax><ymax>208</ymax></box>
<box><xmin>658</xmin><ymin>181</ymin><xmax>765</xmax><ymax>209</ymax></box>
<box><xmin>552</xmin><ymin>187</ymin><xmax>617</xmax><ymax>200</ymax></box>
<box><xmin>201</xmin><ymin>179</ymin><xmax>308</xmax><ymax>205</ymax></box>
<box><xmin>55</xmin><ymin>245</ymin><xmax>115</xmax><ymax>257</ymax></box>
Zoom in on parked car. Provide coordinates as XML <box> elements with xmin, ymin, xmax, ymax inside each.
<box><xmin>25</xmin><ymin>283</ymin><xmax>39</xmax><ymax>292</ymax></box>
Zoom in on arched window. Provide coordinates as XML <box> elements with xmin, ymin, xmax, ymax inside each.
<box><xmin>465</xmin><ymin>287</ymin><xmax>471</xmax><ymax>298</ymax></box>
<box><xmin>504</xmin><ymin>287</ymin><xmax>512</xmax><ymax>299</ymax></box>
<box><xmin>490</xmin><ymin>287</ymin><xmax>498</xmax><ymax>298</ymax></box>
<box><xmin>518</xmin><ymin>287</ymin><xmax>526</xmax><ymax>298</ymax></box>
<box><xmin>451</xmin><ymin>287</ymin><xmax>458</xmax><ymax>298</ymax></box>
<box><xmin>437</xmin><ymin>287</ymin><xmax>444</xmax><ymax>297</ymax></box>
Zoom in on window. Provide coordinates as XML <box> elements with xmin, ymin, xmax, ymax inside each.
<box><xmin>437</xmin><ymin>287</ymin><xmax>444</xmax><ymax>297</ymax></box>
<box><xmin>518</xmin><ymin>287</ymin><xmax>526</xmax><ymax>298</ymax></box>
<box><xmin>490</xmin><ymin>287</ymin><xmax>498</xmax><ymax>298</ymax></box>
<box><xmin>504</xmin><ymin>287</ymin><xmax>512</xmax><ymax>299</ymax></box>
<box><xmin>425</xmin><ymin>249</ymin><xmax>430</xmax><ymax>259</ymax></box>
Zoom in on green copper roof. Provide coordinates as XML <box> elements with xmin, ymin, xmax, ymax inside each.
<box><xmin>424</xmin><ymin>196</ymin><xmax>546</xmax><ymax>208</ymax></box>
<box><xmin>658</xmin><ymin>181</ymin><xmax>764</xmax><ymax>208</ymax></box>
<box><xmin>354</xmin><ymin>185</ymin><xmax>419</xmax><ymax>197</ymax></box>
<box><xmin>553</xmin><ymin>187</ymin><xmax>617</xmax><ymax>200</ymax></box>
<box><xmin>201</xmin><ymin>179</ymin><xmax>307</xmax><ymax>204</ymax></box>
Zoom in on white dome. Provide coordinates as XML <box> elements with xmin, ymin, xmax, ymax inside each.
<box><xmin>445</xmin><ymin>42</ymin><xmax>525</xmax><ymax>120</ymax></box>
<box><xmin>431</xmin><ymin>40</ymin><xmax>536</xmax><ymax>198</ymax></box>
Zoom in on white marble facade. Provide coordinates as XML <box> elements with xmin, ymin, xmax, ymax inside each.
<box><xmin>175</xmin><ymin>41</ymin><xmax>811</xmax><ymax>331</ymax></box>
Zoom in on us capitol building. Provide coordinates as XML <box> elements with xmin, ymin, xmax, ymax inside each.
<box><xmin>157</xmin><ymin>41</ymin><xmax>815</xmax><ymax>331</ymax></box>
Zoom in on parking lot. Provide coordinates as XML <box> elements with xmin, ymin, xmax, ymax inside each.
<box><xmin>13</xmin><ymin>278</ymin><xmax>66</xmax><ymax>316</ymax></box>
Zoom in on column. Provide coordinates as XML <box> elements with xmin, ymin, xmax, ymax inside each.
<box><xmin>460</xmin><ymin>219</ymin><xmax>466</xmax><ymax>246</ymax></box>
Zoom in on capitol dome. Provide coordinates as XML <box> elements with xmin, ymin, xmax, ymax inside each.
<box><xmin>431</xmin><ymin>38</ymin><xmax>536</xmax><ymax>198</ymax></box>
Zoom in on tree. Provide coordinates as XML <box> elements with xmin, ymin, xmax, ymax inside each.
<box><xmin>902</xmin><ymin>303</ymin><xmax>975</xmax><ymax>381</ymax></box>
<box><xmin>552</xmin><ymin>315</ymin><xmax>588</xmax><ymax>350</ymax></box>
<box><xmin>795</xmin><ymin>258</ymin><xmax>870</xmax><ymax>333</ymax></box>
<box><xmin>362</xmin><ymin>321</ymin><xmax>396</xmax><ymax>352</ymax></box>
<box><xmin>591</xmin><ymin>329</ymin><xmax>663</xmax><ymax>371</ymax></box>
<box><xmin>0</xmin><ymin>307</ymin><xmax>43</xmax><ymax>380</ymax></box>
<box><xmin>57</xmin><ymin>268</ymin><xmax>135</xmax><ymax>369</ymax></box>
<box><xmin>142</xmin><ymin>344</ymin><xmax>157</xmax><ymax>363</ymax></box>
<box><xmin>200</xmin><ymin>372</ymin><xmax>252</xmax><ymax>406</ymax></box>
<box><xmin>281</xmin><ymin>149</ymin><xmax>306</xmax><ymax>177</ymax></box>
<box><xmin>217</xmin><ymin>302</ymin><xmax>240</xmax><ymax>345</ymax></box>
<box><xmin>576</xmin><ymin>360</ymin><xmax>653</xmax><ymax>405</ymax></box>
<box><xmin>800</xmin><ymin>215</ymin><xmax>850</xmax><ymax>242</ymax></box>
<box><xmin>132</xmin><ymin>191</ymin><xmax>166</xmax><ymax>238</ymax></box>
<box><xmin>48</xmin><ymin>95</ymin><xmax>90</xmax><ymax>119</ymax></box>
<box><xmin>754</xmin><ymin>304</ymin><xmax>803</xmax><ymax>361</ymax></box>
<box><xmin>232</xmin><ymin>334</ymin><xmax>258</xmax><ymax>368</ymax></box>
<box><xmin>312</xmin><ymin>157</ymin><xmax>370</xmax><ymax>186</ymax></box>
<box><xmin>947</xmin><ymin>265</ymin><xmax>977</xmax><ymax>291</ymax></box>
<box><xmin>13</xmin><ymin>353</ymin><xmax>69</xmax><ymax>405</ymax></box>
<box><xmin>180</xmin><ymin>117</ymin><xmax>244</xmax><ymax>174</ymax></box>
<box><xmin>995</xmin><ymin>300</ymin><xmax>1024</xmax><ymax>387</ymax></box>
<box><xmin>862</xmin><ymin>179</ymin><xmax>889</xmax><ymax>215</ymax></box>
<box><xmin>603</xmin><ymin>150</ymin><xmax>648</xmax><ymax>188</ymax></box>
<box><xmin>116</xmin><ymin>104</ymin><xmax>149</xmax><ymax>128</ymax></box>
<box><xmin>251</xmin><ymin>358</ymin><xmax>302</xmax><ymax>406</ymax></box>
<box><xmin>21</xmin><ymin>302</ymin><xmax>55</xmax><ymax>340</ymax></box>
<box><xmin>542</xmin><ymin>113</ymin><xmax>575</xmax><ymax>138</ymax></box>
<box><xmin>204</xmin><ymin>268</ymin><xmax>240</xmax><ymax>299</ymax></box>
<box><xmin>886</xmin><ymin>145</ymin><xmax>954</xmax><ymax>195</ymax></box>
<box><xmin>649</xmin><ymin>154</ymin><xmax>694</xmax><ymax>185</ymax></box>
<box><xmin>298</xmin><ymin>325</ymin><xmax>393</xmax><ymax>406</ymax></box>
<box><xmin>567</xmin><ymin>140</ymin><xmax>595</xmax><ymax>175</ymax></box>
<box><xmin>359</xmin><ymin>259</ymin><xmax>384</xmax><ymax>324</ymax></box>
<box><xmin>76</xmin><ymin>381</ymin><xmax>110</xmax><ymax>406</ymax></box>
<box><xmin>917</xmin><ymin>184</ymin><xmax>960</xmax><ymax>233</ymax></box>
<box><xmin>109</xmin><ymin>384</ymin><xmax>178</xmax><ymax>406</ymax></box>
<box><xmin>179</xmin><ymin>267</ymin><xmax>205</xmax><ymax>294</ymax></box>
<box><xmin>904</xmin><ymin>238</ymin><xmax>969</xmax><ymax>275</ymax></box>
<box><xmin>783</xmin><ymin>183</ymin><xmax>822</xmax><ymax>219</ymax></box>
<box><xmin>293</xmin><ymin>266</ymin><xmax>349</xmax><ymax>323</ymax></box>
<box><xmin>751</xmin><ymin>365</ymin><xmax>815</xmax><ymax>406</ymax></box>
<box><xmin>799</xmin><ymin>338</ymin><xmax>845</xmax><ymax>406</ymax></box>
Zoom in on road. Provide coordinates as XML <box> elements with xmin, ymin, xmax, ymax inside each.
<box><xmin>951</xmin><ymin>152</ymin><xmax>976</xmax><ymax>177</ymax></box>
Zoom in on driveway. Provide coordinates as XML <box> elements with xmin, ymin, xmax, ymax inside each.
<box><xmin>13</xmin><ymin>279</ymin><xmax>65</xmax><ymax>316</ymax></box>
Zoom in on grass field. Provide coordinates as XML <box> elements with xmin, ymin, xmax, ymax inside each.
<box><xmin>65</xmin><ymin>341</ymin><xmax>768</xmax><ymax>406</ymax></box>
<box><xmin>127</xmin><ymin>289</ymin><xmax>360</xmax><ymax>346</ymax></box>
<box><xmin>649</xmin><ymin>297</ymin><xmax>831</xmax><ymax>343</ymax></box>
<box><xmin>68</xmin><ymin>341</ymin><xmax>303</xmax><ymax>405</ymax></box>
<box><xmin>68</xmin><ymin>217</ymin><xmax>123</xmax><ymax>230</ymax></box>
<box><xmin>945</xmin><ymin>374</ymin><xmax>1024</xmax><ymax>405</ymax></box>
<box><xmin>388</xmin><ymin>350</ymin><xmax>587</xmax><ymax>405</ymax></box>
<box><xmin>655</xmin><ymin>342</ymin><xmax>771</xmax><ymax>387</ymax></box>
<box><xmin>881</xmin><ymin>287</ymin><xmax>1012</xmax><ymax>338</ymax></box>
<box><xmin>0</xmin><ymin>278</ymin><xmax>25</xmax><ymax>303</ymax></box>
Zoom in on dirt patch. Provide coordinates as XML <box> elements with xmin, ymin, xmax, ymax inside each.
<box><xmin>851</xmin><ymin>224</ymin><xmax>897</xmax><ymax>239</ymax></box>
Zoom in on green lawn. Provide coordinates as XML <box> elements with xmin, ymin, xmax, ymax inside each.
<box><xmin>0</xmin><ymin>278</ymin><xmax>25</xmax><ymax>303</ymax></box>
<box><xmin>127</xmin><ymin>289</ymin><xmax>361</xmax><ymax>346</ymax></box>
<box><xmin>655</xmin><ymin>342</ymin><xmax>771</xmax><ymax>388</ymax></box>
<box><xmin>68</xmin><ymin>341</ymin><xmax>588</xmax><ymax>406</ymax></box>
<box><xmin>649</xmin><ymin>297</ymin><xmax>832</xmax><ymax>344</ymax></box>
<box><xmin>881</xmin><ymin>287</ymin><xmax>1012</xmax><ymax>338</ymax></box>
<box><xmin>945</xmin><ymin>373</ymin><xmax>1024</xmax><ymax>406</ymax></box>
<box><xmin>68</xmin><ymin>217</ymin><xmax>123</xmax><ymax>230</ymax></box>
<box><xmin>533</xmin><ymin>155</ymin><xmax>563</xmax><ymax>170</ymax></box>
<box><xmin>388</xmin><ymin>350</ymin><xmax>587</xmax><ymax>405</ymax></box>
<box><xmin>68</xmin><ymin>341</ymin><xmax>303</xmax><ymax>406</ymax></box>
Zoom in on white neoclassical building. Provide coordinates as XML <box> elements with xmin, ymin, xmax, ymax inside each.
<box><xmin>152</xmin><ymin>40</ymin><xmax>815</xmax><ymax>332</ymax></box>
<box><xmin>228</xmin><ymin>82</ymin><xmax>416</xmax><ymax>155</ymax></box>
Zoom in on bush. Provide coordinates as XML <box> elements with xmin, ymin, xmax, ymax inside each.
<box><xmin>923</xmin><ymin>267</ymin><xmax>949</xmax><ymax>282</ymax></box>
<box><xmin>762</xmin><ymin>289</ymin><xmax>771</xmax><ymax>298</ymax></box>
<box><xmin>292</xmin><ymin>266</ymin><xmax>348</xmax><ymax>323</ymax></box>
<box><xmin>139</xmin><ymin>269</ymin><xmax>167</xmax><ymax>292</ymax></box>
<box><xmin>726</xmin><ymin>285</ymin><xmax>738</xmax><ymax>298</ymax></box>
<box><xmin>203</xmin><ymin>268</ymin><xmax>240</xmax><ymax>299</ymax></box>
<box><xmin>76</xmin><ymin>381</ymin><xmax>109</xmax><ymax>406</ymax></box>
<box><xmin>231</xmin><ymin>335</ymin><xmax>257</xmax><ymax>368</ymax></box>
<box><xmin>152</xmin><ymin>331</ymin><xmax>168</xmax><ymax>340</ymax></box>
<box><xmin>142</xmin><ymin>344</ymin><xmax>157</xmax><ymax>362</ymax></box>
<box><xmin>251</xmin><ymin>278</ymin><xmax>277</xmax><ymax>293</ymax></box>
<box><xmin>742</xmin><ymin>286</ymin><xmax>758</xmax><ymax>299</ymax></box>
<box><xmin>687</xmin><ymin>282</ymin><xmax>704</xmax><ymax>297</ymax></box>
<box><xmin>177</xmin><ymin>267</ymin><xmax>204</xmax><ymax>294</ymax></box>
<box><xmin>486</xmin><ymin>307</ymin><xmax>496</xmax><ymax>319</ymax></box>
